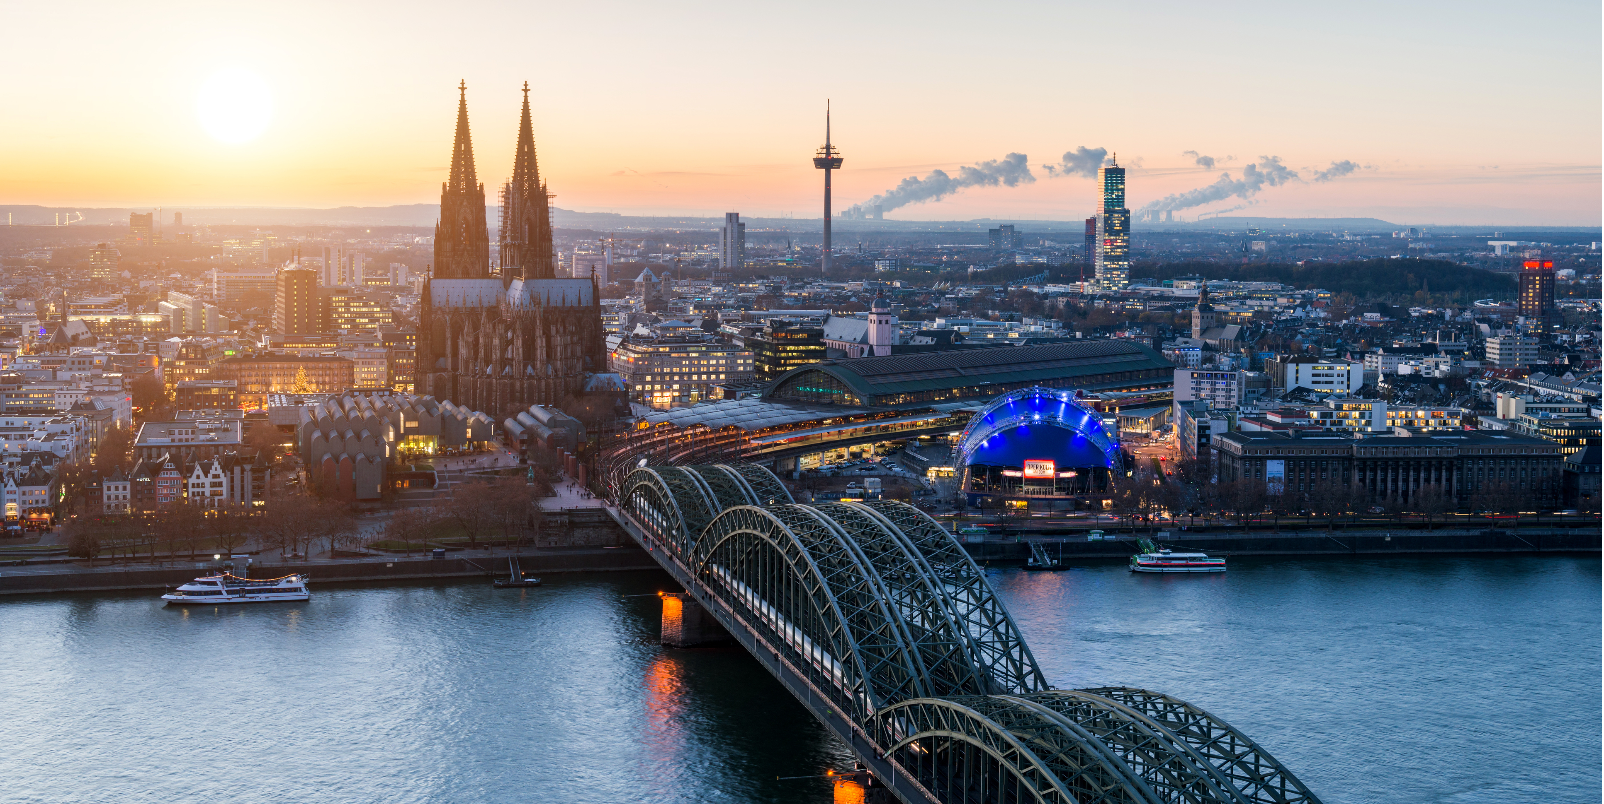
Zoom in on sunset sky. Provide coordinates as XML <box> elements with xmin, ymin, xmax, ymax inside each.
<box><xmin>3</xmin><ymin>0</ymin><xmax>1599</xmax><ymax>225</ymax></box>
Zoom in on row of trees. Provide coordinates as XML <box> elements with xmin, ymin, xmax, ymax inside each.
<box><xmin>64</xmin><ymin>490</ymin><xmax>358</xmax><ymax>564</ymax></box>
<box><xmin>379</xmin><ymin>475</ymin><xmax>545</xmax><ymax>554</ymax></box>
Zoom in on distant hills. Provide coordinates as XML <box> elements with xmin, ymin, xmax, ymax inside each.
<box><xmin>1</xmin><ymin>204</ymin><xmax>1594</xmax><ymax>235</ymax></box>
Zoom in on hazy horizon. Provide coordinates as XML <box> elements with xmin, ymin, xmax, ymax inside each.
<box><xmin>3</xmin><ymin>1</ymin><xmax>1599</xmax><ymax>226</ymax></box>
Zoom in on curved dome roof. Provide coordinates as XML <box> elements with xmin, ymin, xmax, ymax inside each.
<box><xmin>955</xmin><ymin>386</ymin><xmax>1119</xmax><ymax>470</ymax></box>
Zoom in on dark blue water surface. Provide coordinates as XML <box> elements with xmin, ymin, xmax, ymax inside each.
<box><xmin>0</xmin><ymin>555</ymin><xmax>1596</xmax><ymax>804</ymax></box>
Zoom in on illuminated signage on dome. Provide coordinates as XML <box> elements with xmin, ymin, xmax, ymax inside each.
<box><xmin>1023</xmin><ymin>459</ymin><xmax>1056</xmax><ymax>479</ymax></box>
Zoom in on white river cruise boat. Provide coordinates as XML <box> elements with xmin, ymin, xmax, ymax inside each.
<box><xmin>162</xmin><ymin>573</ymin><xmax>311</xmax><ymax>604</ymax></box>
<box><xmin>1129</xmin><ymin>547</ymin><xmax>1226</xmax><ymax>574</ymax></box>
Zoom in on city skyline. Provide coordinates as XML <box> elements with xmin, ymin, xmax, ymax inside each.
<box><xmin>2</xmin><ymin>1</ymin><xmax>1599</xmax><ymax>225</ymax></box>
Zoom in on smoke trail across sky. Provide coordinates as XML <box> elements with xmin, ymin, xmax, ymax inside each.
<box><xmin>1313</xmin><ymin>160</ymin><xmax>1361</xmax><ymax>182</ymax></box>
<box><xmin>843</xmin><ymin>153</ymin><xmax>1034</xmax><ymax>217</ymax></box>
<box><xmin>1042</xmin><ymin>147</ymin><xmax>1109</xmax><ymax>178</ymax></box>
<box><xmin>1142</xmin><ymin>156</ymin><xmax>1311</xmax><ymax>214</ymax></box>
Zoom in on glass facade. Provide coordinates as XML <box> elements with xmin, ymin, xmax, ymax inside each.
<box><xmin>1095</xmin><ymin>163</ymin><xmax>1130</xmax><ymax>291</ymax></box>
<box><xmin>749</xmin><ymin>324</ymin><xmax>825</xmax><ymax>382</ymax></box>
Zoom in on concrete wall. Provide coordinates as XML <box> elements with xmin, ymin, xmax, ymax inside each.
<box><xmin>0</xmin><ymin>546</ymin><xmax>657</xmax><ymax>596</ymax></box>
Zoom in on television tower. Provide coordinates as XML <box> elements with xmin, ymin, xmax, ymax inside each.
<box><xmin>813</xmin><ymin>102</ymin><xmax>843</xmax><ymax>272</ymax></box>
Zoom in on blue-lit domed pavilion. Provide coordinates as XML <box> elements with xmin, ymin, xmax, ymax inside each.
<box><xmin>954</xmin><ymin>386</ymin><xmax>1121</xmax><ymax>508</ymax></box>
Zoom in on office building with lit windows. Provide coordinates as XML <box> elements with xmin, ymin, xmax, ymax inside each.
<box><xmin>272</xmin><ymin>265</ymin><xmax>321</xmax><ymax>335</ymax></box>
<box><xmin>1094</xmin><ymin>159</ymin><xmax>1130</xmax><ymax>291</ymax></box>
<box><xmin>1517</xmin><ymin>259</ymin><xmax>1557</xmax><ymax>333</ymax></box>
<box><xmin>610</xmin><ymin>333</ymin><xmax>755</xmax><ymax>409</ymax></box>
<box><xmin>748</xmin><ymin>322</ymin><xmax>826</xmax><ymax>381</ymax></box>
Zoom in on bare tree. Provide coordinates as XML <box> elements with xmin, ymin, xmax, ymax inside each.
<box><xmin>382</xmin><ymin>506</ymin><xmax>435</xmax><ymax>556</ymax></box>
<box><xmin>444</xmin><ymin>479</ymin><xmax>496</xmax><ymax>549</ymax></box>
<box><xmin>64</xmin><ymin>521</ymin><xmax>102</xmax><ymax>565</ymax></box>
<box><xmin>307</xmin><ymin>497</ymin><xmax>357</xmax><ymax>557</ymax></box>
<box><xmin>485</xmin><ymin>476</ymin><xmax>538</xmax><ymax>549</ymax></box>
<box><xmin>1219</xmin><ymin>480</ymin><xmax>1266</xmax><ymax>531</ymax></box>
<box><xmin>209</xmin><ymin>505</ymin><xmax>252</xmax><ymax>557</ymax></box>
<box><xmin>1412</xmin><ymin>484</ymin><xmax>1454</xmax><ymax>530</ymax></box>
<box><xmin>156</xmin><ymin>501</ymin><xmax>205</xmax><ymax>564</ymax></box>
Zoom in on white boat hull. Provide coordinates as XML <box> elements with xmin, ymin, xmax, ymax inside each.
<box><xmin>1130</xmin><ymin>564</ymin><xmax>1226</xmax><ymax>573</ymax></box>
<box><xmin>163</xmin><ymin>572</ymin><xmax>311</xmax><ymax>604</ymax></box>
<box><xmin>162</xmin><ymin>593</ymin><xmax>310</xmax><ymax>604</ymax></box>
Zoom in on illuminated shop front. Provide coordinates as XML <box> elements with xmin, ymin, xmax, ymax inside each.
<box><xmin>956</xmin><ymin>387</ymin><xmax>1121</xmax><ymax>509</ymax></box>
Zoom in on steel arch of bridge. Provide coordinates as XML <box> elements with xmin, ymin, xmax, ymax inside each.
<box><xmin>954</xmin><ymin>386</ymin><xmax>1121</xmax><ymax>471</ymax></box>
<box><xmin>618</xmin><ymin>464</ymin><xmax>1322</xmax><ymax>804</ymax></box>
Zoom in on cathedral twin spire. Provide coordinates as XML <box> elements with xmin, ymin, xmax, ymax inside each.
<box><xmin>433</xmin><ymin>81</ymin><xmax>553</xmax><ymax>282</ymax></box>
<box><xmin>447</xmin><ymin>80</ymin><xmax>479</xmax><ymax>195</ymax></box>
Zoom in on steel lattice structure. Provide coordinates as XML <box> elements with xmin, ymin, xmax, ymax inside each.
<box><xmin>954</xmin><ymin>386</ymin><xmax>1121</xmax><ymax>471</ymax></box>
<box><xmin>619</xmin><ymin>464</ymin><xmax>1322</xmax><ymax>804</ymax></box>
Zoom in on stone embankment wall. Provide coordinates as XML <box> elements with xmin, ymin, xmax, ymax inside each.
<box><xmin>962</xmin><ymin>527</ymin><xmax>1602</xmax><ymax>561</ymax></box>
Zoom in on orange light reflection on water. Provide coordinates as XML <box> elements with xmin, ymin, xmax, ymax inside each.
<box><xmin>833</xmin><ymin>779</ymin><xmax>867</xmax><ymax>804</ymax></box>
<box><xmin>643</xmin><ymin>650</ymin><xmax>686</xmax><ymax>769</ymax></box>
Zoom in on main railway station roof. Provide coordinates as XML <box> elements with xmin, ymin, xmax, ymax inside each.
<box><xmin>639</xmin><ymin>398</ymin><xmax>872</xmax><ymax>431</ymax></box>
<box><xmin>766</xmin><ymin>340</ymin><xmax>1173</xmax><ymax>408</ymax></box>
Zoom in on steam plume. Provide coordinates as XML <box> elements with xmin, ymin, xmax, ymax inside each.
<box><xmin>1042</xmin><ymin>147</ymin><xmax>1109</xmax><ymax>178</ymax></box>
<box><xmin>1182</xmin><ymin>150</ymin><xmax>1216</xmax><ymax>169</ymax></box>
<box><xmin>1141</xmin><ymin>156</ymin><xmax>1301</xmax><ymax>213</ymax></box>
<box><xmin>1313</xmin><ymin>160</ymin><xmax>1360</xmax><ymax>182</ymax></box>
<box><xmin>844</xmin><ymin>152</ymin><xmax>1034</xmax><ymax>217</ymax></box>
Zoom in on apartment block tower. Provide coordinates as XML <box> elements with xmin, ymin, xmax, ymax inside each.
<box><xmin>1094</xmin><ymin>157</ymin><xmax>1130</xmax><ymax>291</ymax></box>
<box><xmin>720</xmin><ymin>213</ymin><xmax>746</xmax><ymax>270</ymax></box>
<box><xmin>273</xmin><ymin>260</ymin><xmax>321</xmax><ymax>334</ymax></box>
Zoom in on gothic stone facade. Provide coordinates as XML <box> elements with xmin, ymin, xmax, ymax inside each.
<box><xmin>417</xmin><ymin>278</ymin><xmax>604</xmax><ymax>418</ymax></box>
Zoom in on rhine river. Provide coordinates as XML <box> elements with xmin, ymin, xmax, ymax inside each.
<box><xmin>1</xmin><ymin>555</ymin><xmax>1596</xmax><ymax>804</ymax></box>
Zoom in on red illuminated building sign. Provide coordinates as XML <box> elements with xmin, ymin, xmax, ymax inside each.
<box><xmin>1023</xmin><ymin>459</ymin><xmax>1056</xmax><ymax>479</ymax></box>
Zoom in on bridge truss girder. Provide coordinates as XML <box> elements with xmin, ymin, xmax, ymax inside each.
<box><xmin>616</xmin><ymin>464</ymin><xmax>1323</xmax><ymax>804</ymax></box>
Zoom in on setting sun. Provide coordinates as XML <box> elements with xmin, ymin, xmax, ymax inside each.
<box><xmin>196</xmin><ymin>68</ymin><xmax>272</xmax><ymax>145</ymax></box>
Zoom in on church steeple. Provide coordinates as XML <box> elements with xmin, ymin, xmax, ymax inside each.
<box><xmin>499</xmin><ymin>81</ymin><xmax>555</xmax><ymax>280</ymax></box>
<box><xmin>448</xmin><ymin>80</ymin><xmax>478</xmax><ymax>194</ymax></box>
<box><xmin>434</xmin><ymin>81</ymin><xmax>490</xmax><ymax>279</ymax></box>
<box><xmin>511</xmin><ymin>82</ymin><xmax>539</xmax><ymax>188</ymax></box>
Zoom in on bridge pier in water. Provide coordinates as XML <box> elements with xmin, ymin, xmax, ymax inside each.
<box><xmin>659</xmin><ymin>592</ymin><xmax>730</xmax><ymax>647</ymax></box>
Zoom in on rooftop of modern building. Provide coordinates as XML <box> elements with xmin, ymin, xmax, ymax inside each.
<box><xmin>1215</xmin><ymin>429</ymin><xmax>1558</xmax><ymax>449</ymax></box>
<box><xmin>766</xmin><ymin>339</ymin><xmax>1173</xmax><ymax>405</ymax></box>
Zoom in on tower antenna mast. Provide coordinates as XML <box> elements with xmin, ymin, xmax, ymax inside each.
<box><xmin>812</xmin><ymin>101</ymin><xmax>843</xmax><ymax>273</ymax></box>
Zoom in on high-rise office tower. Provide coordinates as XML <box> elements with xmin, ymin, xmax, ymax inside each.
<box><xmin>720</xmin><ymin>213</ymin><xmax>746</xmax><ymax>270</ymax></box>
<box><xmin>499</xmin><ymin>82</ymin><xmax>556</xmax><ymax>281</ymax></box>
<box><xmin>1518</xmin><ymin>259</ymin><xmax>1557</xmax><ymax>334</ymax></box>
<box><xmin>813</xmin><ymin>103</ymin><xmax>842</xmax><ymax>272</ymax></box>
<box><xmin>273</xmin><ymin>263</ymin><xmax>321</xmax><ymax>334</ymax></box>
<box><xmin>433</xmin><ymin>81</ymin><xmax>490</xmax><ymax>279</ymax></box>
<box><xmin>320</xmin><ymin>246</ymin><xmax>336</xmax><ymax>287</ymax></box>
<box><xmin>1094</xmin><ymin>157</ymin><xmax>1129</xmax><ymax>291</ymax></box>
<box><xmin>128</xmin><ymin>213</ymin><xmax>153</xmax><ymax>244</ymax></box>
<box><xmin>988</xmin><ymin>224</ymin><xmax>1020</xmax><ymax>251</ymax></box>
<box><xmin>1083</xmin><ymin>217</ymin><xmax>1097</xmax><ymax>284</ymax></box>
<box><xmin>89</xmin><ymin>243</ymin><xmax>120</xmax><ymax>284</ymax></box>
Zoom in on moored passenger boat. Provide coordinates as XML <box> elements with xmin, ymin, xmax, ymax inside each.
<box><xmin>161</xmin><ymin>573</ymin><xmax>311</xmax><ymax>604</ymax></box>
<box><xmin>1129</xmin><ymin>544</ymin><xmax>1226</xmax><ymax>573</ymax></box>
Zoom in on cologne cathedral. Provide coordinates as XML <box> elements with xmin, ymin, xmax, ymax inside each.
<box><xmin>415</xmin><ymin>83</ymin><xmax>606</xmax><ymax>419</ymax></box>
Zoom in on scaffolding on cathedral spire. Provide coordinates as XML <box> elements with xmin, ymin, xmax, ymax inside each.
<box><xmin>500</xmin><ymin>80</ymin><xmax>556</xmax><ymax>280</ymax></box>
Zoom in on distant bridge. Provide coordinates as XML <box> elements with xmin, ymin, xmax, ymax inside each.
<box><xmin>612</xmin><ymin>463</ymin><xmax>1323</xmax><ymax>804</ymax></box>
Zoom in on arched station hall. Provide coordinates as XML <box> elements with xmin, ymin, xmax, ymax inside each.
<box><xmin>956</xmin><ymin>386</ymin><xmax>1122</xmax><ymax>510</ymax></box>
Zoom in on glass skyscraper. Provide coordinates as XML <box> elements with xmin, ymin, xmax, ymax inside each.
<box><xmin>1094</xmin><ymin>159</ymin><xmax>1130</xmax><ymax>291</ymax></box>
